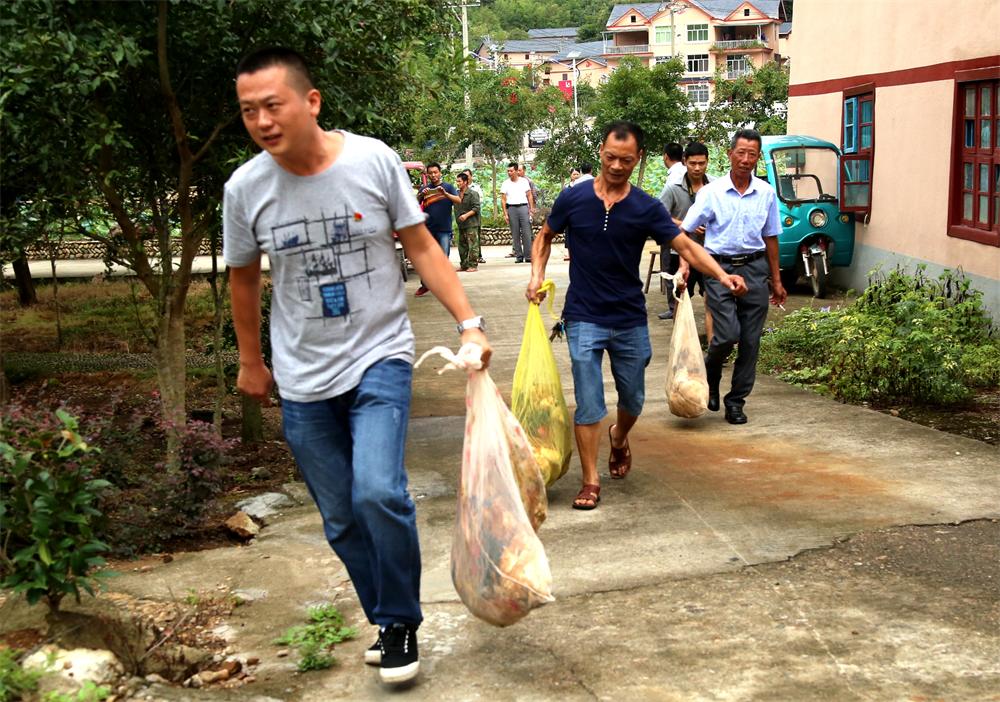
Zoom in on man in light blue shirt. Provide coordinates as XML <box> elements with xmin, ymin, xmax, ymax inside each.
<box><xmin>681</xmin><ymin>128</ymin><xmax>787</xmax><ymax>425</ymax></box>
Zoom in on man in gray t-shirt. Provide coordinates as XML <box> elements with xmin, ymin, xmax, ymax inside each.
<box><xmin>224</xmin><ymin>47</ymin><xmax>490</xmax><ymax>686</ymax></box>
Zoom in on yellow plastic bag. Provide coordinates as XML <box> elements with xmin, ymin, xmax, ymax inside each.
<box><xmin>416</xmin><ymin>345</ymin><xmax>553</xmax><ymax>627</ymax></box>
<box><xmin>512</xmin><ymin>279</ymin><xmax>573</xmax><ymax>486</ymax></box>
<box><xmin>662</xmin><ymin>274</ymin><xmax>709</xmax><ymax>418</ymax></box>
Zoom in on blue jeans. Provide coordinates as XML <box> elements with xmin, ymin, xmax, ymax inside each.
<box><xmin>565</xmin><ymin>321</ymin><xmax>652</xmax><ymax>425</ymax></box>
<box><xmin>422</xmin><ymin>229</ymin><xmax>453</xmax><ymax>286</ymax></box>
<box><xmin>281</xmin><ymin>358</ymin><xmax>421</xmax><ymax>627</ymax></box>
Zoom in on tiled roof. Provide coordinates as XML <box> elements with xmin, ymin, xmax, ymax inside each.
<box><xmin>607</xmin><ymin>1</ymin><xmax>780</xmax><ymax>26</ymax></box>
<box><xmin>491</xmin><ymin>38</ymin><xmax>569</xmax><ymax>54</ymax></box>
<box><xmin>550</xmin><ymin>40</ymin><xmax>607</xmax><ymax>61</ymax></box>
<box><xmin>528</xmin><ymin>27</ymin><xmax>580</xmax><ymax>38</ymax></box>
<box><xmin>779</xmin><ymin>21</ymin><xmax>792</xmax><ymax>35</ymax></box>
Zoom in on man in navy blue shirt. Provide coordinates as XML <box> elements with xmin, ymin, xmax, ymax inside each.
<box><xmin>526</xmin><ymin>121</ymin><xmax>747</xmax><ymax>510</ymax></box>
<box><xmin>415</xmin><ymin>162</ymin><xmax>460</xmax><ymax>297</ymax></box>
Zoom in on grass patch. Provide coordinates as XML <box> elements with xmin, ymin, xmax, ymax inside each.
<box><xmin>274</xmin><ymin>604</ymin><xmax>357</xmax><ymax>672</ymax></box>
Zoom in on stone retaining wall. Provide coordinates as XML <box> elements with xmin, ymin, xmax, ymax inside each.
<box><xmin>25</xmin><ymin>227</ymin><xmax>563</xmax><ymax>260</ymax></box>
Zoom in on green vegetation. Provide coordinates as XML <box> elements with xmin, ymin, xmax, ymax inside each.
<box><xmin>760</xmin><ymin>268</ymin><xmax>1000</xmax><ymax>405</ymax></box>
<box><xmin>0</xmin><ymin>648</ymin><xmax>42</xmax><ymax>702</ymax></box>
<box><xmin>274</xmin><ymin>604</ymin><xmax>357</xmax><ymax>672</ymax></box>
<box><xmin>0</xmin><ymin>408</ymin><xmax>111</xmax><ymax>612</ymax></box>
<box><xmin>44</xmin><ymin>682</ymin><xmax>112</xmax><ymax>702</ymax></box>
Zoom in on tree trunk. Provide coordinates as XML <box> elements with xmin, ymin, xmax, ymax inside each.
<box><xmin>0</xmin><ymin>353</ymin><xmax>10</xmax><ymax>406</ymax></box>
<box><xmin>12</xmin><ymin>252</ymin><xmax>37</xmax><ymax>307</ymax></box>
<box><xmin>240</xmin><ymin>394</ymin><xmax>264</xmax><ymax>443</ymax></box>
<box><xmin>635</xmin><ymin>153</ymin><xmax>648</xmax><ymax>190</ymax></box>
<box><xmin>154</xmin><ymin>304</ymin><xmax>187</xmax><ymax>469</ymax></box>
<box><xmin>209</xmin><ymin>234</ymin><xmax>227</xmax><ymax>438</ymax></box>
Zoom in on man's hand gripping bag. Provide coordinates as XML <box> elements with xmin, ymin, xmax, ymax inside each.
<box><xmin>661</xmin><ymin>273</ymin><xmax>709</xmax><ymax>418</ymax></box>
<box><xmin>416</xmin><ymin>345</ymin><xmax>553</xmax><ymax>627</ymax></box>
<box><xmin>512</xmin><ymin>280</ymin><xmax>573</xmax><ymax>486</ymax></box>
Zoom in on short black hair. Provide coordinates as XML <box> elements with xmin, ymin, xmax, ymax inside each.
<box><xmin>461</xmin><ymin>168</ymin><xmax>472</xmax><ymax>176</ymax></box>
<box><xmin>683</xmin><ymin>141</ymin><xmax>709</xmax><ymax>159</ymax></box>
<box><xmin>580</xmin><ymin>162</ymin><xmax>593</xmax><ymax>174</ymax></box>
<box><xmin>730</xmin><ymin>128</ymin><xmax>762</xmax><ymax>151</ymax></box>
<box><xmin>457</xmin><ymin>172</ymin><xmax>469</xmax><ymax>183</ymax></box>
<box><xmin>426</xmin><ymin>162</ymin><xmax>442</xmax><ymax>171</ymax></box>
<box><xmin>236</xmin><ymin>46</ymin><xmax>315</xmax><ymax>93</ymax></box>
<box><xmin>508</xmin><ymin>162</ymin><xmax>519</xmax><ymax>169</ymax></box>
<box><xmin>663</xmin><ymin>142</ymin><xmax>683</xmax><ymax>161</ymax></box>
<box><xmin>601</xmin><ymin>121</ymin><xmax>645</xmax><ymax>153</ymax></box>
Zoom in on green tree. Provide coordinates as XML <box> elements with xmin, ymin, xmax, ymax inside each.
<box><xmin>592</xmin><ymin>56</ymin><xmax>691</xmax><ymax>187</ymax></box>
<box><xmin>1</xmin><ymin>0</ymin><xmax>448</xmax><ymax>466</ymax></box>
<box><xmin>535</xmin><ymin>111</ymin><xmax>599</xmax><ymax>187</ymax></box>
<box><xmin>710</xmin><ymin>60</ymin><xmax>789</xmax><ymax>135</ymax></box>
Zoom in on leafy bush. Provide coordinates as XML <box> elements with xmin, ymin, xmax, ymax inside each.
<box><xmin>0</xmin><ymin>407</ymin><xmax>111</xmax><ymax>611</ymax></box>
<box><xmin>760</xmin><ymin>267</ymin><xmax>1000</xmax><ymax>405</ymax></box>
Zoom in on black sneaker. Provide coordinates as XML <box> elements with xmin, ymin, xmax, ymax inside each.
<box><xmin>379</xmin><ymin>623</ymin><xmax>419</xmax><ymax>684</ymax></box>
<box><xmin>364</xmin><ymin>632</ymin><xmax>381</xmax><ymax>666</ymax></box>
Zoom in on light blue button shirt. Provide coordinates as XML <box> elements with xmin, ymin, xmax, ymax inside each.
<box><xmin>681</xmin><ymin>172</ymin><xmax>782</xmax><ymax>256</ymax></box>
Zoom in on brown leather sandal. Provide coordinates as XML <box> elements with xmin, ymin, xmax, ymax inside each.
<box><xmin>608</xmin><ymin>424</ymin><xmax>632</xmax><ymax>479</ymax></box>
<box><xmin>572</xmin><ymin>483</ymin><xmax>601</xmax><ymax>510</ymax></box>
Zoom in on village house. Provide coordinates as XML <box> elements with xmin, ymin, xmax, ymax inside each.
<box><xmin>785</xmin><ymin>0</ymin><xmax>999</xmax><ymax>319</ymax></box>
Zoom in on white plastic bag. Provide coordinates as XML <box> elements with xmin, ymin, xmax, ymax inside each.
<box><xmin>661</xmin><ymin>273</ymin><xmax>709</xmax><ymax>418</ymax></box>
<box><xmin>416</xmin><ymin>345</ymin><xmax>553</xmax><ymax>627</ymax></box>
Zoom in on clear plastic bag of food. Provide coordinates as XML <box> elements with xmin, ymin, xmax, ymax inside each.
<box><xmin>416</xmin><ymin>344</ymin><xmax>553</xmax><ymax>627</ymax></box>
<box><xmin>661</xmin><ymin>273</ymin><xmax>709</xmax><ymax>418</ymax></box>
<box><xmin>512</xmin><ymin>279</ymin><xmax>573</xmax><ymax>486</ymax></box>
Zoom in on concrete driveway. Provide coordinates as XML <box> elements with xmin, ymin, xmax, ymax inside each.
<box><xmin>6</xmin><ymin>245</ymin><xmax>999</xmax><ymax>701</ymax></box>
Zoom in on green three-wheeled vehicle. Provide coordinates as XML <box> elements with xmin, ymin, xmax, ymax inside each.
<box><xmin>757</xmin><ymin>135</ymin><xmax>857</xmax><ymax>298</ymax></box>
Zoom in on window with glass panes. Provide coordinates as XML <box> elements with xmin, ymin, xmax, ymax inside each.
<box><xmin>655</xmin><ymin>27</ymin><xmax>670</xmax><ymax>44</ymax></box>
<box><xmin>687</xmin><ymin>83</ymin><xmax>709</xmax><ymax>106</ymax></box>
<box><xmin>687</xmin><ymin>24</ymin><xmax>708</xmax><ymax>42</ymax></box>
<box><xmin>726</xmin><ymin>55</ymin><xmax>749</xmax><ymax>77</ymax></box>
<box><xmin>951</xmin><ymin>77</ymin><xmax>999</xmax><ymax>245</ymax></box>
<box><xmin>841</xmin><ymin>87</ymin><xmax>874</xmax><ymax>213</ymax></box>
<box><xmin>686</xmin><ymin>54</ymin><xmax>709</xmax><ymax>73</ymax></box>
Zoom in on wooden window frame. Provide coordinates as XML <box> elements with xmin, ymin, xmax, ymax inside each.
<box><xmin>948</xmin><ymin>67</ymin><xmax>1000</xmax><ymax>246</ymax></box>
<box><xmin>840</xmin><ymin>83</ymin><xmax>875</xmax><ymax>215</ymax></box>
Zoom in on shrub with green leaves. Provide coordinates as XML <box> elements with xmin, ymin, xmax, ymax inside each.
<box><xmin>760</xmin><ymin>267</ymin><xmax>1000</xmax><ymax>405</ymax></box>
<box><xmin>0</xmin><ymin>407</ymin><xmax>111</xmax><ymax>611</ymax></box>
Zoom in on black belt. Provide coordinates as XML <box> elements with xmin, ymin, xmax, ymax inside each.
<box><xmin>710</xmin><ymin>250</ymin><xmax>766</xmax><ymax>266</ymax></box>
<box><xmin>506</xmin><ymin>203</ymin><xmax>528</xmax><ymax>207</ymax></box>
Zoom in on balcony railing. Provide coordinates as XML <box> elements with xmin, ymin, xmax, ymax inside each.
<box><xmin>604</xmin><ymin>43</ymin><xmax>650</xmax><ymax>55</ymax></box>
<box><xmin>712</xmin><ymin>39</ymin><xmax>768</xmax><ymax>50</ymax></box>
<box><xmin>726</xmin><ymin>69</ymin><xmax>751</xmax><ymax>79</ymax></box>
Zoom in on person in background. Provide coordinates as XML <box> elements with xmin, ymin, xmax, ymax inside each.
<box><xmin>525</xmin><ymin>121</ymin><xmax>746</xmax><ymax>511</ymax></box>
<box><xmin>414</xmin><ymin>162</ymin><xmax>461</xmax><ymax>297</ymax></box>
<box><xmin>568</xmin><ymin>167</ymin><xmax>581</xmax><ymax>186</ymax></box>
<box><xmin>658</xmin><ymin>142</ymin><xmax>713</xmax><ymax>340</ymax></box>
<box><xmin>455</xmin><ymin>172</ymin><xmax>481</xmax><ymax>272</ymax></box>
<box><xmin>500</xmin><ymin>161</ymin><xmax>535</xmax><ymax>264</ymax></box>
<box><xmin>461</xmin><ymin>168</ymin><xmax>486</xmax><ymax>265</ymax></box>
<box><xmin>662</xmin><ymin>142</ymin><xmax>685</xmax><ymax>188</ymax></box>
<box><xmin>225</xmin><ymin>46</ymin><xmax>491</xmax><ymax>685</ymax></box>
<box><xmin>575</xmin><ymin>161</ymin><xmax>594</xmax><ymax>186</ymax></box>
<box><xmin>680</xmin><ymin>128</ymin><xmax>787</xmax><ymax>425</ymax></box>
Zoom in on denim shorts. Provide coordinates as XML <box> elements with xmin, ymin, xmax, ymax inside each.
<box><xmin>565</xmin><ymin>320</ymin><xmax>652</xmax><ymax>425</ymax></box>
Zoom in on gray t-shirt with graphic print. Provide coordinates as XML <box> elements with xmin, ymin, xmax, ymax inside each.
<box><xmin>223</xmin><ymin>131</ymin><xmax>425</xmax><ymax>403</ymax></box>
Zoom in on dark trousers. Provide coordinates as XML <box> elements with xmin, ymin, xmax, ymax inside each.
<box><xmin>704</xmin><ymin>255</ymin><xmax>770</xmax><ymax>410</ymax></box>
<box><xmin>507</xmin><ymin>205</ymin><xmax>532</xmax><ymax>260</ymax></box>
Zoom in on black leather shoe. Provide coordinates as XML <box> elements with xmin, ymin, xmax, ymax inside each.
<box><xmin>707</xmin><ymin>389</ymin><xmax>720</xmax><ymax>412</ymax></box>
<box><xmin>725</xmin><ymin>407</ymin><xmax>747</xmax><ymax>424</ymax></box>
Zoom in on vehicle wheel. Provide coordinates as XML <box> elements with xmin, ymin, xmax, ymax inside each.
<box><xmin>779</xmin><ymin>267</ymin><xmax>799</xmax><ymax>291</ymax></box>
<box><xmin>809</xmin><ymin>251</ymin><xmax>828</xmax><ymax>298</ymax></box>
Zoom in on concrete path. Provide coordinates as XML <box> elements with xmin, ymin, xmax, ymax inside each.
<box><xmin>6</xmin><ymin>246</ymin><xmax>999</xmax><ymax>701</ymax></box>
